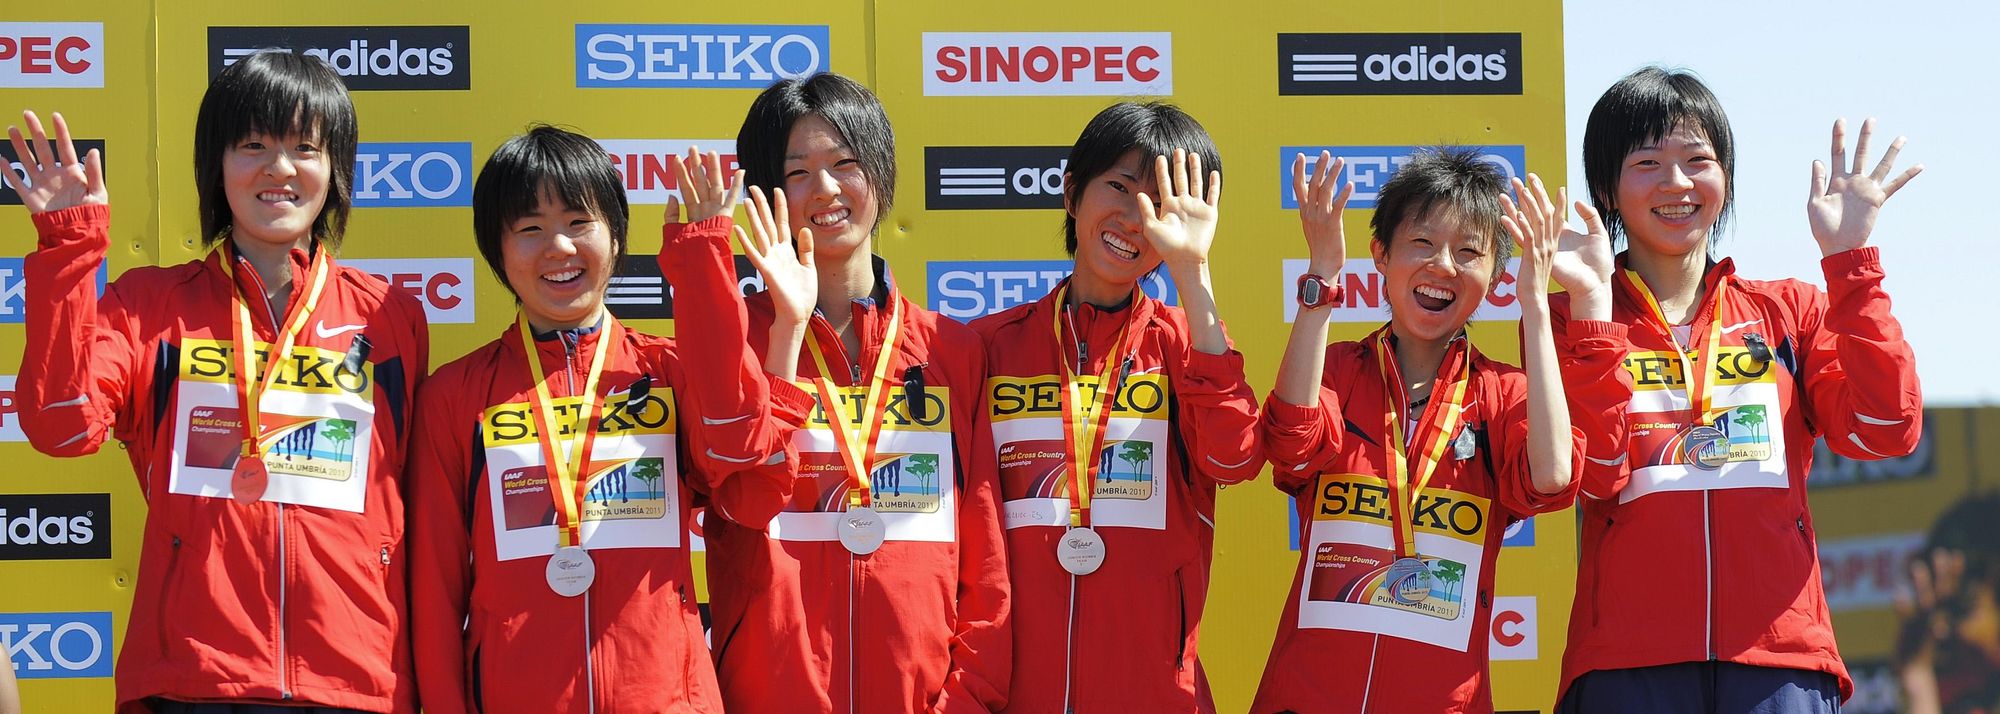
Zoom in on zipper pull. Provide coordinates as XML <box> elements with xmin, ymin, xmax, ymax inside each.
<box><xmin>1078</xmin><ymin>340</ymin><xmax>1089</xmax><ymax>372</ymax></box>
<box><xmin>380</xmin><ymin>546</ymin><xmax>391</xmax><ymax>566</ymax></box>
<box><xmin>851</xmin><ymin>362</ymin><xmax>863</xmax><ymax>385</ymax></box>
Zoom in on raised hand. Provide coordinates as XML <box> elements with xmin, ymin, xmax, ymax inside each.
<box><xmin>668</xmin><ymin>147</ymin><xmax>743</xmax><ymax>225</ymax></box>
<box><xmin>1292</xmin><ymin>151</ymin><xmax>1354</xmax><ymax>273</ymax></box>
<box><xmin>6</xmin><ymin>111</ymin><xmax>107</xmax><ymax>214</ymax></box>
<box><xmin>1500</xmin><ymin>175</ymin><xmax>1563</xmax><ymax>299</ymax></box>
<box><xmin>1135</xmin><ymin>148</ymin><xmax>1221</xmax><ymax>269</ymax></box>
<box><xmin>735</xmin><ymin>185</ymin><xmax>816</xmax><ymax>329</ymax></box>
<box><xmin>1503</xmin><ymin>174</ymin><xmax>1613</xmax><ymax>318</ymax></box>
<box><xmin>1809</xmin><ymin>118</ymin><xmax>1922</xmax><ymax>257</ymax></box>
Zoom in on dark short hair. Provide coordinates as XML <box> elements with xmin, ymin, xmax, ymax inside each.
<box><xmin>1925</xmin><ymin>490</ymin><xmax>2000</xmax><ymax>589</ymax></box>
<box><xmin>736</xmin><ymin>72</ymin><xmax>896</xmax><ymax>229</ymax></box>
<box><xmin>1369</xmin><ymin>146</ymin><xmax>1512</xmax><ymax>284</ymax></box>
<box><xmin>1582</xmin><ymin>66</ymin><xmax>1736</xmax><ymax>246</ymax></box>
<box><xmin>194</xmin><ymin>50</ymin><xmax>358</xmax><ymax>251</ymax></box>
<box><xmin>470</xmin><ymin>125</ymin><xmax>630</xmax><ymax>297</ymax></box>
<box><xmin>1062</xmin><ymin>101</ymin><xmax>1220</xmax><ymax>255</ymax></box>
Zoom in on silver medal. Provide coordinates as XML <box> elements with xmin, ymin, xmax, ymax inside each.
<box><xmin>1385</xmin><ymin>556</ymin><xmax>1435</xmax><ymax>606</ymax></box>
<box><xmin>1686</xmin><ymin>425</ymin><xmax>1729</xmax><ymax>470</ymax></box>
<box><xmin>1057</xmin><ymin>526</ymin><xmax>1107</xmax><ymax>576</ymax></box>
<box><xmin>838</xmin><ymin>506</ymin><xmax>887</xmax><ymax>555</ymax></box>
<box><xmin>1452</xmin><ymin>425</ymin><xmax>1477</xmax><ymax>461</ymax></box>
<box><xmin>545</xmin><ymin>546</ymin><xmax>596</xmax><ymax>597</ymax></box>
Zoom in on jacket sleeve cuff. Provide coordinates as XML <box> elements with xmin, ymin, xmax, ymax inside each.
<box><xmin>1176</xmin><ymin>347</ymin><xmax>1249</xmax><ymax>394</ymax></box>
<box><xmin>1820</xmin><ymin>246</ymin><xmax>1884</xmax><ymax>278</ymax></box>
<box><xmin>1564</xmin><ymin>319</ymin><xmax>1627</xmax><ymax>343</ymax></box>
<box><xmin>31</xmin><ymin>204</ymin><xmax>110</xmax><ymax>250</ymax></box>
<box><xmin>661</xmin><ymin>215</ymin><xmax>735</xmax><ymax>248</ymax></box>
<box><xmin>769</xmin><ymin>378</ymin><xmax>815</xmax><ymax>425</ymax></box>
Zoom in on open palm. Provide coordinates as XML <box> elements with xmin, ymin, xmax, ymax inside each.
<box><xmin>736</xmin><ymin>186</ymin><xmax>816</xmax><ymax>328</ymax></box>
<box><xmin>1136</xmin><ymin>148</ymin><xmax>1221</xmax><ymax>267</ymax></box>
<box><xmin>1808</xmin><ymin>118</ymin><xmax>1921</xmax><ymax>256</ymax></box>
<box><xmin>7</xmin><ymin>111</ymin><xmax>107</xmax><ymax>214</ymax></box>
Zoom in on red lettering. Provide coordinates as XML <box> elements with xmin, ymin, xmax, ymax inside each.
<box><xmin>935</xmin><ymin>46</ymin><xmax>967</xmax><ymax>82</ymax></box>
<box><xmin>55</xmin><ymin>36</ymin><xmax>90</xmax><ymax>74</ymax></box>
<box><xmin>1343</xmin><ymin>272</ymin><xmax>1380</xmax><ymax>308</ymax></box>
<box><xmin>0</xmin><ymin>37</ymin><xmax>16</xmax><ymax>62</ymax></box>
<box><xmin>425</xmin><ymin>272</ymin><xmax>463</xmax><ymax>310</ymax></box>
<box><xmin>1060</xmin><ymin>46</ymin><xmax>1089</xmax><ymax>82</ymax></box>
<box><xmin>1094</xmin><ymin>46</ymin><xmax>1121</xmax><ymax>81</ymax></box>
<box><xmin>1023</xmin><ymin>46</ymin><xmax>1058</xmax><ymax>82</ymax></box>
<box><xmin>983</xmin><ymin>46</ymin><xmax>1019</xmax><ymax>83</ymax></box>
<box><xmin>610</xmin><ymin>152</ymin><xmax>637</xmax><ymax>189</ymax></box>
<box><xmin>0</xmin><ymin>389</ymin><xmax>15</xmax><ymax>427</ymax></box>
<box><xmin>1126</xmin><ymin>46</ymin><xmax>1161</xmax><ymax>82</ymax></box>
<box><xmin>1492</xmin><ymin>609</ymin><xmax>1526</xmax><ymax>647</ymax></box>
<box><xmin>1486</xmin><ymin>271</ymin><xmax>1517</xmax><ymax>308</ymax></box>
<box><xmin>641</xmin><ymin>153</ymin><xmax>675</xmax><ymax>191</ymax></box>
<box><xmin>22</xmin><ymin>36</ymin><xmax>53</xmax><ymax>75</ymax></box>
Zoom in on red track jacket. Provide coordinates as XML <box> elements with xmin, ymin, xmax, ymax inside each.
<box><xmin>1250</xmin><ymin>321</ymin><xmax>1628</xmax><ymax>713</ymax></box>
<box><xmin>18</xmin><ymin>204</ymin><xmax>428</xmax><ymax>712</ymax></box>
<box><xmin>704</xmin><ymin>257</ymin><xmax>1011</xmax><ymax>714</ymax></box>
<box><xmin>1557</xmin><ymin>250</ymin><xmax>1924</xmax><ymax>702</ymax></box>
<box><xmin>970</xmin><ymin>282</ymin><xmax>1265</xmax><ymax>713</ymax></box>
<box><xmin>405</xmin><ymin>217</ymin><xmax>811</xmax><ymax>713</ymax></box>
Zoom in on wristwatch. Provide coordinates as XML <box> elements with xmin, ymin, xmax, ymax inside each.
<box><xmin>1296</xmin><ymin>273</ymin><xmax>1341</xmax><ymax>310</ymax></box>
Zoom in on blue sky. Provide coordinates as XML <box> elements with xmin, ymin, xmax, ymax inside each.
<box><xmin>1564</xmin><ymin>1</ymin><xmax>1993</xmax><ymax>404</ymax></box>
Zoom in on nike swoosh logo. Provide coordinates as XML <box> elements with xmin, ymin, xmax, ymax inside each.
<box><xmin>314</xmin><ymin>321</ymin><xmax>367</xmax><ymax>339</ymax></box>
<box><xmin>1720</xmin><ymin>319</ymin><xmax>1761</xmax><ymax>335</ymax></box>
<box><xmin>702</xmin><ymin>414</ymin><xmax>751</xmax><ymax>426</ymax></box>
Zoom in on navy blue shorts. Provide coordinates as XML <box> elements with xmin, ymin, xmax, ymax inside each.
<box><xmin>1557</xmin><ymin>661</ymin><xmax>1841</xmax><ymax>714</ymax></box>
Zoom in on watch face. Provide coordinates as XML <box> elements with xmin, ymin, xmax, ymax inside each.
<box><xmin>1302</xmin><ymin>279</ymin><xmax>1324</xmax><ymax>306</ymax></box>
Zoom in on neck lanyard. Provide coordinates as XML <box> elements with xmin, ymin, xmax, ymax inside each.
<box><xmin>220</xmin><ymin>246</ymin><xmax>330</xmax><ymax>469</ymax></box>
<box><xmin>1620</xmin><ymin>269</ymin><xmax>1728</xmax><ymax>425</ymax></box>
<box><xmin>1374</xmin><ymin>329</ymin><xmax>1471</xmax><ymax>559</ymax></box>
<box><xmin>804</xmin><ymin>297</ymin><xmax>904</xmax><ymax>511</ymax></box>
<box><xmin>514</xmin><ymin>313</ymin><xmax>616</xmax><ymax>548</ymax></box>
<box><xmin>1052</xmin><ymin>285</ymin><xmax>1137</xmax><ymax>529</ymax></box>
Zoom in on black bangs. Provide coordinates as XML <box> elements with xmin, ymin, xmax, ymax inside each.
<box><xmin>194</xmin><ymin>50</ymin><xmax>358</xmax><ymax>249</ymax></box>
<box><xmin>471</xmin><ymin>125</ymin><xmax>630</xmax><ymax>296</ymax></box>
<box><xmin>1369</xmin><ymin>146</ymin><xmax>1512</xmax><ymax>284</ymax></box>
<box><xmin>1582</xmin><ymin>66</ymin><xmax>1737</xmax><ymax>244</ymax></box>
<box><xmin>736</xmin><ymin>72</ymin><xmax>897</xmax><ymax>225</ymax></box>
<box><xmin>1061</xmin><ymin>101</ymin><xmax>1220</xmax><ymax>255</ymax></box>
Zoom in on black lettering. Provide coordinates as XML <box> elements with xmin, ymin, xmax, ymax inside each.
<box><xmin>1411</xmin><ymin>493</ymin><xmax>1449</xmax><ymax>530</ymax></box>
<box><xmin>1318</xmin><ymin>480</ymin><xmax>1350</xmax><ymax>516</ymax></box>
<box><xmin>991</xmin><ymin>382</ymin><xmax>1028</xmax><ymax>416</ymax></box>
<box><xmin>489</xmin><ymin>407</ymin><xmax>532</xmax><ymax>443</ymax></box>
<box><xmin>1119</xmin><ymin>379</ymin><xmax>1165</xmax><ymax>414</ymax></box>
<box><xmin>1725</xmin><ymin>351</ymin><xmax>1769</xmax><ymax>381</ymax></box>
<box><xmin>628</xmin><ymin>394</ymin><xmax>671</xmax><ymax>429</ymax></box>
<box><xmin>1350</xmin><ymin>483</ymin><xmax>1390</xmax><ymax>520</ymax></box>
<box><xmin>1447</xmin><ymin>500</ymin><xmax>1484</xmax><ymax>536</ymax></box>
<box><xmin>189</xmin><ymin>344</ymin><xmax>231</xmax><ymax>379</ymax></box>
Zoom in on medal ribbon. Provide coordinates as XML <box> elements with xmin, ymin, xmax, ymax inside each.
<box><xmin>1374</xmin><ymin>329</ymin><xmax>1472</xmax><ymax>559</ymax></box>
<box><xmin>1053</xmin><ymin>285</ymin><xmax>1136</xmax><ymax>529</ymax></box>
<box><xmin>1620</xmin><ymin>269</ymin><xmax>1728</xmax><ymax>426</ymax></box>
<box><xmin>515</xmin><ymin>313</ymin><xmax>617</xmax><ymax>549</ymax></box>
<box><xmin>804</xmin><ymin>298</ymin><xmax>904</xmax><ymax>511</ymax></box>
<box><xmin>219</xmin><ymin>247</ymin><xmax>331</xmax><ymax>463</ymax></box>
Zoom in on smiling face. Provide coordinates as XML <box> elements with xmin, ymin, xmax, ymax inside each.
<box><xmin>1065</xmin><ymin>149</ymin><xmax>1162</xmax><ymax>291</ymax></box>
<box><xmin>221</xmin><ymin>131</ymin><xmax>330</xmax><ymax>250</ymax></box>
<box><xmin>1373</xmin><ymin>210</ymin><xmax>1497</xmax><ymax>345</ymax></box>
<box><xmin>1613</xmin><ymin>124</ymin><xmax>1729</xmax><ymax>260</ymax></box>
<box><xmin>779</xmin><ymin>114</ymin><xmax>879</xmax><ymax>264</ymax></box>
<box><xmin>501</xmin><ymin>186</ymin><xmax>614</xmax><ymax>332</ymax></box>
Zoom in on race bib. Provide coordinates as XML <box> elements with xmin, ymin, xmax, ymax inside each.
<box><xmin>990</xmin><ymin>373</ymin><xmax>1171</xmax><ymax>531</ymax></box>
<box><xmin>170</xmin><ymin>338</ymin><xmax>376</xmax><ymax>512</ymax></box>
<box><xmin>769</xmin><ymin>385</ymin><xmax>957</xmax><ymax>543</ymax></box>
<box><xmin>481</xmin><ymin>386</ymin><xmax>683</xmax><ymax>560</ymax></box>
<box><xmin>1297</xmin><ymin>472</ymin><xmax>1490</xmax><ymax>652</ymax></box>
<box><xmin>1620</xmin><ymin>346</ymin><xmax>1788</xmax><ymax>503</ymax></box>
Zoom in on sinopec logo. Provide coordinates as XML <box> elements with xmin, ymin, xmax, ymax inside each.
<box><xmin>0</xmin><ymin>612</ymin><xmax>113</xmax><ymax>679</ymax></box>
<box><xmin>3</xmin><ymin>138</ymin><xmax>106</xmax><ymax>206</ymax></box>
<box><xmin>0</xmin><ymin>22</ymin><xmax>103</xmax><ymax>88</ymax></box>
<box><xmin>928</xmin><ymin>260</ymin><xmax>1177</xmax><ymax>321</ymax></box>
<box><xmin>208</xmin><ymin>26</ymin><xmax>469</xmax><ymax>91</ymax></box>
<box><xmin>577</xmin><ymin>24</ymin><xmax>829</xmax><ymax>88</ymax></box>
<box><xmin>0</xmin><ymin>257</ymin><xmax>107</xmax><ymax>324</ymax></box>
<box><xmin>595</xmin><ymin>139</ymin><xmax>738</xmax><ymax>205</ymax></box>
<box><xmin>0</xmin><ymin>493</ymin><xmax>109</xmax><ymax>561</ymax></box>
<box><xmin>352</xmin><ymin>142</ymin><xmax>472</xmax><ymax>208</ymax></box>
<box><xmin>1279</xmin><ymin>145</ymin><xmax>1526</xmax><ymax>210</ymax></box>
<box><xmin>924</xmin><ymin>32</ymin><xmax>1171</xmax><ymax>96</ymax></box>
<box><xmin>1278</xmin><ymin>33</ymin><xmax>1520</xmax><ymax>96</ymax></box>
<box><xmin>1281</xmin><ymin>257</ymin><xmax>1521</xmax><ymax>324</ymax></box>
<box><xmin>925</xmin><ymin>146</ymin><xmax>1070</xmax><ymax>210</ymax></box>
<box><xmin>343</xmin><ymin>258</ymin><xmax>476</xmax><ymax>324</ymax></box>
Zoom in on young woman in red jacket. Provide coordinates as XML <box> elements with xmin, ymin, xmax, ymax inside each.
<box><xmin>1251</xmin><ymin>147</ymin><xmax>1628</xmax><ymax>713</ymax></box>
<box><xmin>706</xmin><ymin>72</ymin><xmax>1011</xmax><ymax>714</ymax></box>
<box><xmin>8</xmin><ymin>51</ymin><xmax>427</xmax><ymax>713</ymax></box>
<box><xmin>1553</xmin><ymin>67</ymin><xmax>1925</xmax><ymax>713</ymax></box>
<box><xmin>969</xmin><ymin>101</ymin><xmax>1264</xmax><ymax>713</ymax></box>
<box><xmin>404</xmin><ymin>127</ymin><xmax>812</xmax><ymax>713</ymax></box>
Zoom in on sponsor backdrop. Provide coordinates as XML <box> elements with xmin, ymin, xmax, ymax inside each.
<box><xmin>10</xmin><ymin>3</ymin><xmax>1975</xmax><ymax>713</ymax></box>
